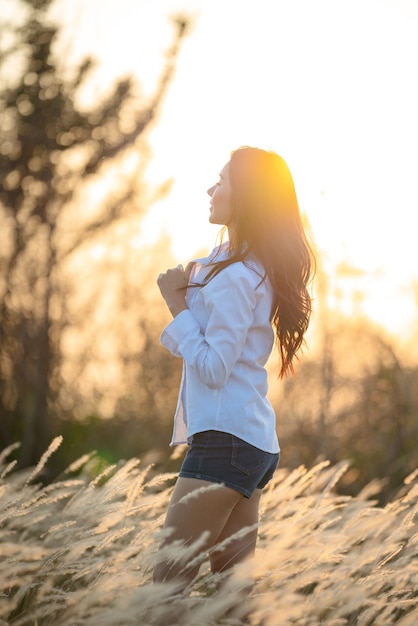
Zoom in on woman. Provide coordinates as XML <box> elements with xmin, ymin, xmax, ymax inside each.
<box><xmin>154</xmin><ymin>146</ymin><xmax>315</xmax><ymax>586</ymax></box>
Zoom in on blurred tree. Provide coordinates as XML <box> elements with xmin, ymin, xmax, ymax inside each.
<box><xmin>53</xmin><ymin>234</ymin><xmax>185</xmax><ymax>472</ymax></box>
<box><xmin>271</xmin><ymin>258</ymin><xmax>418</xmax><ymax>499</ymax></box>
<box><xmin>0</xmin><ymin>0</ymin><xmax>188</xmax><ymax>467</ymax></box>
<box><xmin>276</xmin><ymin>313</ymin><xmax>418</xmax><ymax>501</ymax></box>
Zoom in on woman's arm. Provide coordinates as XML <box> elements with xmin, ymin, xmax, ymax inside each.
<box><xmin>160</xmin><ymin>266</ymin><xmax>258</xmax><ymax>389</ymax></box>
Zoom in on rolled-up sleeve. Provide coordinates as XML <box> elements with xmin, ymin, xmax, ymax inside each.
<box><xmin>160</xmin><ymin>268</ymin><xmax>257</xmax><ymax>389</ymax></box>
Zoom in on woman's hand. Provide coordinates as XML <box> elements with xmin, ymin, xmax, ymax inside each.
<box><xmin>157</xmin><ymin>262</ymin><xmax>195</xmax><ymax>318</ymax></box>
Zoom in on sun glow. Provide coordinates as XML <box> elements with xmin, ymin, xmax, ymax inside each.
<box><xmin>50</xmin><ymin>0</ymin><xmax>418</xmax><ymax>339</ymax></box>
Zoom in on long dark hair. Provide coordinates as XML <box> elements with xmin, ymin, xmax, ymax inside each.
<box><xmin>203</xmin><ymin>146</ymin><xmax>316</xmax><ymax>378</ymax></box>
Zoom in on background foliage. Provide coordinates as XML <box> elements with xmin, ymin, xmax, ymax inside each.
<box><xmin>0</xmin><ymin>0</ymin><xmax>417</xmax><ymax>503</ymax></box>
<box><xmin>0</xmin><ymin>0</ymin><xmax>186</xmax><ymax>469</ymax></box>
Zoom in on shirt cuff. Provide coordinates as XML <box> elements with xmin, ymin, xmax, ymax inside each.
<box><xmin>160</xmin><ymin>309</ymin><xmax>199</xmax><ymax>356</ymax></box>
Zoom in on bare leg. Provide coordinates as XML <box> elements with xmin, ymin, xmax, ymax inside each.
<box><xmin>206</xmin><ymin>489</ymin><xmax>262</xmax><ymax>624</ymax></box>
<box><xmin>210</xmin><ymin>488</ymin><xmax>262</xmax><ymax>574</ymax></box>
<box><xmin>153</xmin><ymin>477</ymin><xmax>243</xmax><ymax>585</ymax></box>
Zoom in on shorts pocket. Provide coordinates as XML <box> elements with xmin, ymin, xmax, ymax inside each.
<box><xmin>231</xmin><ymin>435</ymin><xmax>267</xmax><ymax>475</ymax></box>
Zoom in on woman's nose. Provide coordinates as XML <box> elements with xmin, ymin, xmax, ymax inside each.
<box><xmin>207</xmin><ymin>185</ymin><xmax>215</xmax><ymax>197</ymax></box>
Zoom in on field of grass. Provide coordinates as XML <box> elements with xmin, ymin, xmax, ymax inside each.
<box><xmin>0</xmin><ymin>437</ymin><xmax>417</xmax><ymax>625</ymax></box>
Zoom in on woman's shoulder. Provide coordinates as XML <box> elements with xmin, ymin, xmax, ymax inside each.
<box><xmin>227</xmin><ymin>249</ymin><xmax>266</xmax><ymax>280</ymax></box>
<box><xmin>193</xmin><ymin>244</ymin><xmax>267</xmax><ymax>288</ymax></box>
<box><xmin>208</xmin><ymin>257</ymin><xmax>267</xmax><ymax>293</ymax></box>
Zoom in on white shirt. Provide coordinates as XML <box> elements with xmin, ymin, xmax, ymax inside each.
<box><xmin>160</xmin><ymin>244</ymin><xmax>280</xmax><ymax>454</ymax></box>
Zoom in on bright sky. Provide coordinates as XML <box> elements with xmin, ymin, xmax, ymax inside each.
<box><xmin>44</xmin><ymin>0</ymin><xmax>418</xmax><ymax>337</ymax></box>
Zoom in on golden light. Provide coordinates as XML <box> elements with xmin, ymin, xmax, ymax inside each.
<box><xmin>51</xmin><ymin>0</ymin><xmax>418</xmax><ymax>339</ymax></box>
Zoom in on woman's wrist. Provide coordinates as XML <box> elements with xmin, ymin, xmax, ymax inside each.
<box><xmin>167</xmin><ymin>297</ymin><xmax>188</xmax><ymax>318</ymax></box>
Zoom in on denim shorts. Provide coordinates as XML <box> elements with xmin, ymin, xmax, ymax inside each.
<box><xmin>179</xmin><ymin>430</ymin><xmax>280</xmax><ymax>499</ymax></box>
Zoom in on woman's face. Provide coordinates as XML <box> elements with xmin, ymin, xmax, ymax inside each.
<box><xmin>207</xmin><ymin>162</ymin><xmax>234</xmax><ymax>226</ymax></box>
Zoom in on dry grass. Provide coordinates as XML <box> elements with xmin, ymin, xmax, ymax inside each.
<box><xmin>0</xmin><ymin>438</ymin><xmax>417</xmax><ymax>625</ymax></box>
